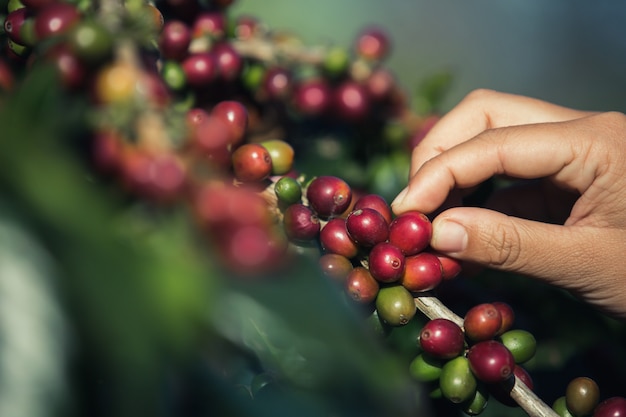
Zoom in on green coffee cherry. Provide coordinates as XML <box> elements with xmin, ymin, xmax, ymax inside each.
<box><xmin>375</xmin><ymin>284</ymin><xmax>416</xmax><ymax>326</ymax></box>
<box><xmin>409</xmin><ymin>353</ymin><xmax>444</xmax><ymax>382</ymax></box>
<box><xmin>439</xmin><ymin>356</ymin><xmax>477</xmax><ymax>404</ymax></box>
<box><xmin>463</xmin><ymin>384</ymin><xmax>489</xmax><ymax>416</ymax></box>
<box><xmin>498</xmin><ymin>329</ymin><xmax>537</xmax><ymax>364</ymax></box>
<box><xmin>274</xmin><ymin>176</ymin><xmax>302</xmax><ymax>206</ymax></box>
<box><xmin>553</xmin><ymin>396</ymin><xmax>576</xmax><ymax>417</ymax></box>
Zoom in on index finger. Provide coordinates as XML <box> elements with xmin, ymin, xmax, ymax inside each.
<box><xmin>411</xmin><ymin>89</ymin><xmax>593</xmax><ymax>177</ymax></box>
<box><xmin>393</xmin><ymin>117</ymin><xmax>596</xmax><ymax>215</ymax></box>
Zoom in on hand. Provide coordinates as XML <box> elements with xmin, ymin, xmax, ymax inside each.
<box><xmin>391</xmin><ymin>89</ymin><xmax>626</xmax><ymax>320</ymax></box>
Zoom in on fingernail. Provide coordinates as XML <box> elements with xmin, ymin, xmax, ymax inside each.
<box><xmin>391</xmin><ymin>187</ymin><xmax>408</xmax><ymax>208</ymax></box>
<box><xmin>433</xmin><ymin>220</ymin><xmax>468</xmax><ymax>253</ymax></box>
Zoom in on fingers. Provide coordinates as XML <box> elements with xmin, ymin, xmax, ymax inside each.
<box><xmin>410</xmin><ymin>89</ymin><xmax>592</xmax><ymax>176</ymax></box>
<box><xmin>392</xmin><ymin>115</ymin><xmax>606</xmax><ymax>215</ymax></box>
<box><xmin>428</xmin><ymin>206</ymin><xmax>626</xmax><ymax>320</ymax></box>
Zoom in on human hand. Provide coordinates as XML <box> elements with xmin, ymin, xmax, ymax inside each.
<box><xmin>391</xmin><ymin>89</ymin><xmax>626</xmax><ymax>320</ymax></box>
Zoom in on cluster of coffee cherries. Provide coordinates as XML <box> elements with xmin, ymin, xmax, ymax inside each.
<box><xmin>407</xmin><ymin>301</ymin><xmax>537</xmax><ymax>414</ymax></box>
<box><xmin>273</xmin><ymin>173</ymin><xmax>463</xmax><ymax>324</ymax></box>
<box><xmin>552</xmin><ymin>377</ymin><xmax>626</xmax><ymax>417</ymax></box>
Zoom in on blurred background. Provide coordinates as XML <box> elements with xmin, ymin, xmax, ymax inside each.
<box><xmin>232</xmin><ymin>0</ymin><xmax>626</xmax><ymax>113</ymax></box>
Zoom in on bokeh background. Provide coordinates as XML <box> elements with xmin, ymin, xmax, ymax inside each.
<box><xmin>232</xmin><ymin>0</ymin><xmax>626</xmax><ymax>113</ymax></box>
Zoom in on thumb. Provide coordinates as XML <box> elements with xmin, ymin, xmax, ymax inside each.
<box><xmin>429</xmin><ymin>207</ymin><xmax>581</xmax><ymax>277</ymax></box>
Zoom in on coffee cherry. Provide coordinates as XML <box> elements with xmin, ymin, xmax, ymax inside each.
<box><xmin>319</xmin><ymin>218</ymin><xmax>359</xmax><ymax>258</ymax></box>
<box><xmin>212</xmin><ymin>42</ymin><xmax>243</xmax><ymax>81</ymax></box>
<box><xmin>439</xmin><ymin>356</ymin><xmax>477</xmax><ymax>404</ymax></box>
<box><xmin>388</xmin><ymin>210</ymin><xmax>432</xmax><ymax>256</ymax></box>
<box><xmin>306</xmin><ymin>175</ymin><xmax>352</xmax><ymax>219</ymax></box>
<box><xmin>553</xmin><ymin>396</ymin><xmax>576</xmax><ymax>417</ymax></box>
<box><xmin>400</xmin><ymin>252</ymin><xmax>443</xmax><ymax>292</ymax></box>
<box><xmin>434</xmin><ymin>252</ymin><xmax>462</xmax><ymax>280</ymax></box>
<box><xmin>223</xmin><ymin>224</ymin><xmax>286</xmax><ymax>275</ymax></box>
<box><xmin>182</xmin><ymin>52</ymin><xmax>217</xmax><ymax>87</ymax></box>
<box><xmin>34</xmin><ymin>2</ymin><xmax>80</xmax><ymax>40</ymax></box>
<box><xmin>565</xmin><ymin>377</ymin><xmax>600</xmax><ymax>417</ymax></box>
<box><xmin>353</xmin><ymin>193</ymin><xmax>392</xmax><ymax>224</ymax></box>
<box><xmin>94</xmin><ymin>62</ymin><xmax>138</xmax><ymax>103</ymax></box>
<box><xmin>489</xmin><ymin>364</ymin><xmax>534</xmax><ymax>407</ymax></box>
<box><xmin>192</xmin><ymin>11</ymin><xmax>226</xmax><ymax>40</ymax></box>
<box><xmin>67</xmin><ymin>20</ymin><xmax>114</xmax><ymax>64</ymax></box>
<box><xmin>282</xmin><ymin>203</ymin><xmax>320</xmax><ymax>243</ymax></box>
<box><xmin>368</xmin><ymin>242</ymin><xmax>405</xmax><ymax>283</ymax></box>
<box><xmin>419</xmin><ymin>318</ymin><xmax>465</xmax><ymax>359</ymax></box>
<box><xmin>593</xmin><ymin>397</ymin><xmax>626</xmax><ymax>417</ymax></box>
<box><xmin>345</xmin><ymin>208</ymin><xmax>389</xmax><ymax>247</ymax></box>
<box><xmin>159</xmin><ymin>20</ymin><xmax>191</xmax><ymax>61</ymax></box>
<box><xmin>210</xmin><ymin>100</ymin><xmax>248</xmax><ymax>146</ymax></box>
<box><xmin>191</xmin><ymin>115</ymin><xmax>232</xmax><ymax>168</ymax></box>
<box><xmin>467</xmin><ymin>340</ymin><xmax>515</xmax><ymax>384</ymax></box>
<box><xmin>333</xmin><ymin>80</ymin><xmax>371</xmax><ymax>121</ymax></box>
<box><xmin>345</xmin><ymin>266</ymin><xmax>379</xmax><ymax>304</ymax></box>
<box><xmin>463</xmin><ymin>384</ymin><xmax>489</xmax><ymax>416</ymax></box>
<box><xmin>274</xmin><ymin>176</ymin><xmax>302</xmax><ymax>206</ymax></box>
<box><xmin>463</xmin><ymin>303</ymin><xmax>502</xmax><ymax>342</ymax></box>
<box><xmin>355</xmin><ymin>26</ymin><xmax>390</xmax><ymax>61</ymax></box>
<box><xmin>293</xmin><ymin>78</ymin><xmax>331</xmax><ymax>116</ymax></box>
<box><xmin>498</xmin><ymin>329</ymin><xmax>536</xmax><ymax>364</ymax></box>
<box><xmin>375</xmin><ymin>284</ymin><xmax>415</xmax><ymax>326</ymax></box>
<box><xmin>4</xmin><ymin>8</ymin><xmax>29</xmax><ymax>45</ymax></box>
<box><xmin>261</xmin><ymin>139</ymin><xmax>294</xmax><ymax>175</ymax></box>
<box><xmin>318</xmin><ymin>253</ymin><xmax>353</xmax><ymax>283</ymax></box>
<box><xmin>262</xmin><ymin>66</ymin><xmax>292</xmax><ymax>100</ymax></box>
<box><xmin>231</xmin><ymin>143</ymin><xmax>272</xmax><ymax>183</ymax></box>
<box><xmin>493</xmin><ymin>301</ymin><xmax>515</xmax><ymax>335</ymax></box>
<box><xmin>409</xmin><ymin>353</ymin><xmax>444</xmax><ymax>382</ymax></box>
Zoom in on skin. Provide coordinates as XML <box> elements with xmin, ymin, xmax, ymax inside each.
<box><xmin>391</xmin><ymin>89</ymin><xmax>626</xmax><ymax>320</ymax></box>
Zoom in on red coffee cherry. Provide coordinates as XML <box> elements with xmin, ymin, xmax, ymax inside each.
<box><xmin>355</xmin><ymin>26</ymin><xmax>390</xmax><ymax>61</ymax></box>
<box><xmin>345</xmin><ymin>266</ymin><xmax>379</xmax><ymax>304</ymax></box>
<box><xmin>463</xmin><ymin>303</ymin><xmax>503</xmax><ymax>342</ymax></box>
<box><xmin>467</xmin><ymin>340</ymin><xmax>515</xmax><ymax>383</ymax></box>
<box><xmin>593</xmin><ymin>397</ymin><xmax>626</xmax><ymax>417</ymax></box>
<box><xmin>400</xmin><ymin>252</ymin><xmax>443</xmax><ymax>292</ymax></box>
<box><xmin>306</xmin><ymin>175</ymin><xmax>352</xmax><ymax>219</ymax></box>
<box><xmin>231</xmin><ymin>143</ymin><xmax>273</xmax><ymax>183</ymax></box>
<box><xmin>388</xmin><ymin>211</ymin><xmax>432</xmax><ymax>256</ymax></box>
<box><xmin>345</xmin><ymin>208</ymin><xmax>389</xmax><ymax>247</ymax></box>
<box><xmin>318</xmin><ymin>253</ymin><xmax>353</xmax><ymax>284</ymax></box>
<box><xmin>493</xmin><ymin>301</ymin><xmax>516</xmax><ymax>335</ymax></box>
<box><xmin>353</xmin><ymin>193</ymin><xmax>392</xmax><ymax>224</ymax></box>
<box><xmin>210</xmin><ymin>100</ymin><xmax>248</xmax><ymax>146</ymax></box>
<box><xmin>282</xmin><ymin>203</ymin><xmax>320</xmax><ymax>243</ymax></box>
<box><xmin>368</xmin><ymin>242</ymin><xmax>405</xmax><ymax>283</ymax></box>
<box><xmin>419</xmin><ymin>318</ymin><xmax>465</xmax><ymax>359</ymax></box>
<box><xmin>319</xmin><ymin>218</ymin><xmax>359</xmax><ymax>258</ymax></box>
<box><xmin>159</xmin><ymin>20</ymin><xmax>191</xmax><ymax>61</ymax></box>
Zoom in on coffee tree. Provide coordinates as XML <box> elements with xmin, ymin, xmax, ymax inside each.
<box><xmin>1</xmin><ymin>0</ymin><xmax>625</xmax><ymax>416</ymax></box>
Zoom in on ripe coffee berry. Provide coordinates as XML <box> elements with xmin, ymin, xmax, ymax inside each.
<box><xmin>418</xmin><ymin>318</ymin><xmax>465</xmax><ymax>359</ymax></box>
<box><xmin>306</xmin><ymin>175</ymin><xmax>352</xmax><ymax>219</ymax></box>
<box><xmin>345</xmin><ymin>208</ymin><xmax>389</xmax><ymax>247</ymax></box>
<box><xmin>493</xmin><ymin>301</ymin><xmax>516</xmax><ymax>335</ymax></box>
<box><xmin>593</xmin><ymin>397</ymin><xmax>626</xmax><ymax>417</ymax></box>
<box><xmin>319</xmin><ymin>218</ymin><xmax>359</xmax><ymax>259</ymax></box>
<box><xmin>368</xmin><ymin>242</ymin><xmax>405</xmax><ymax>282</ymax></box>
<box><xmin>344</xmin><ymin>266</ymin><xmax>379</xmax><ymax>304</ymax></box>
<box><xmin>282</xmin><ymin>204</ymin><xmax>320</xmax><ymax>243</ymax></box>
<box><xmin>400</xmin><ymin>252</ymin><xmax>443</xmax><ymax>292</ymax></box>
<box><xmin>388</xmin><ymin>211</ymin><xmax>432</xmax><ymax>256</ymax></box>
<box><xmin>467</xmin><ymin>340</ymin><xmax>515</xmax><ymax>383</ymax></box>
<box><xmin>231</xmin><ymin>143</ymin><xmax>273</xmax><ymax>183</ymax></box>
<box><xmin>353</xmin><ymin>193</ymin><xmax>392</xmax><ymax>223</ymax></box>
<box><xmin>463</xmin><ymin>303</ymin><xmax>502</xmax><ymax>342</ymax></box>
